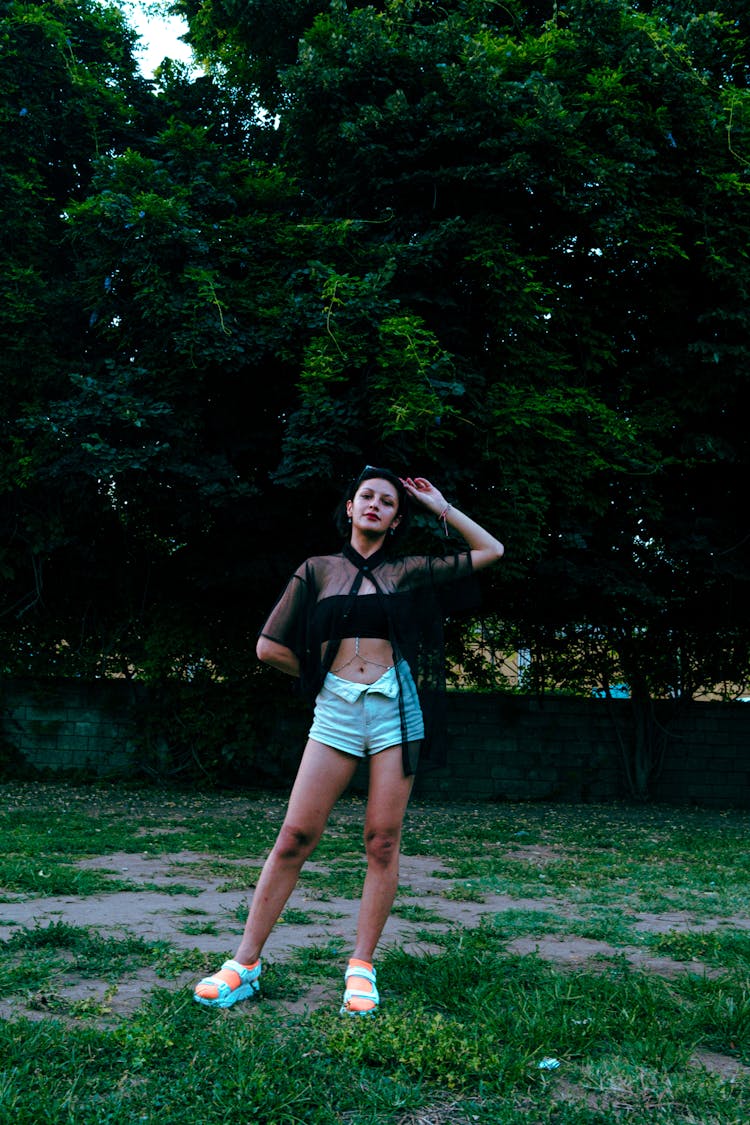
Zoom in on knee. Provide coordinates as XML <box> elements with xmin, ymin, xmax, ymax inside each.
<box><xmin>364</xmin><ymin>826</ymin><xmax>400</xmax><ymax>868</ymax></box>
<box><xmin>274</xmin><ymin>822</ymin><xmax>317</xmax><ymax>863</ymax></box>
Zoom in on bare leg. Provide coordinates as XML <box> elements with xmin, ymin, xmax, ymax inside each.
<box><xmin>339</xmin><ymin>744</ymin><xmax>414</xmax><ymax>1014</ymax></box>
<box><xmin>234</xmin><ymin>739</ymin><xmax>358</xmax><ymax>964</ymax></box>
<box><xmin>353</xmin><ymin>744</ymin><xmax>415</xmax><ymax>962</ymax></box>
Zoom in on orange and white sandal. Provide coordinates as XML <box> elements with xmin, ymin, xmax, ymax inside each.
<box><xmin>193</xmin><ymin>959</ymin><xmax>261</xmax><ymax>1008</ymax></box>
<box><xmin>340</xmin><ymin>958</ymin><xmax>379</xmax><ymax>1016</ymax></box>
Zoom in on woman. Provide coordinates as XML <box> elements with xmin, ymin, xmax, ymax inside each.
<box><xmin>194</xmin><ymin>467</ymin><xmax>504</xmax><ymax>1014</ymax></box>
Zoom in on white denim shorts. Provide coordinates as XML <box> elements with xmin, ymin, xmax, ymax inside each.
<box><xmin>308</xmin><ymin>661</ymin><xmax>424</xmax><ymax>757</ymax></box>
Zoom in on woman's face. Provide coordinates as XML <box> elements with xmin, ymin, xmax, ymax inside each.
<box><xmin>347</xmin><ymin>477</ymin><xmax>401</xmax><ymax>537</ymax></box>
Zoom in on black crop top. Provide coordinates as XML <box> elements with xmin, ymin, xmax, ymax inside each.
<box><xmin>312</xmin><ymin>594</ymin><xmax>389</xmax><ymax>642</ymax></box>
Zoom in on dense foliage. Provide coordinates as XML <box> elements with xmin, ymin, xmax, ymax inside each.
<box><xmin>1</xmin><ymin>1</ymin><xmax>749</xmax><ymax>788</ymax></box>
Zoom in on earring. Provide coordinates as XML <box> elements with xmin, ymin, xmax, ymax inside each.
<box><xmin>348</xmin><ymin>516</ymin><xmax>352</xmax><ymax>524</ymax></box>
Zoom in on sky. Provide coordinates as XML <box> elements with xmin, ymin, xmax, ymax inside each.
<box><xmin>121</xmin><ymin>2</ymin><xmax>195</xmax><ymax>77</ymax></box>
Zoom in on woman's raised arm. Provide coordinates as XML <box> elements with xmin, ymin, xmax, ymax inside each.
<box><xmin>401</xmin><ymin>476</ymin><xmax>504</xmax><ymax>572</ymax></box>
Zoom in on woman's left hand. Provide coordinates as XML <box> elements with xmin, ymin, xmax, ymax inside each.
<box><xmin>400</xmin><ymin>477</ymin><xmax>446</xmax><ymax>516</ymax></box>
<box><xmin>403</xmin><ymin>475</ymin><xmax>505</xmax><ymax>569</ymax></box>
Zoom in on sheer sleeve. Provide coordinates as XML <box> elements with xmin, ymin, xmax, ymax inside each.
<box><xmin>259</xmin><ymin>567</ymin><xmax>309</xmax><ymax>657</ymax></box>
<box><xmin>398</xmin><ymin>550</ymin><xmax>473</xmax><ymax>586</ymax></box>
<box><xmin>427</xmin><ymin>550</ymin><xmax>473</xmax><ymax>585</ymax></box>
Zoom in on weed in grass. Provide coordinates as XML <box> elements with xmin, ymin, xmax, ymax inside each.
<box><xmin>256</xmin><ymin>962</ymin><xmax>307</xmax><ymax>1002</ymax></box>
<box><xmin>288</xmin><ymin>939</ymin><xmax>347</xmax><ymax>978</ymax></box>
<box><xmin>442</xmin><ymin>855</ymin><xmax>558</xmax><ymax>901</ymax></box>
<box><xmin>26</xmin><ymin>988</ymin><xmax>68</xmax><ymax>1014</ymax></box>
<box><xmin>644</xmin><ymin>927</ymin><xmax>750</xmax><ymax>970</ymax></box>
<box><xmin>576</xmin><ymin>1057</ymin><xmax>748</xmax><ymax>1123</ymax></box>
<box><xmin>216</xmin><ymin>874</ymin><xmax>262</xmax><ymax>893</ymax></box>
<box><xmin>226</xmin><ymin>899</ymin><xmax>254</xmax><ymax>927</ymax></box>
<box><xmin>676</xmin><ymin>972</ymin><xmax>750</xmax><ymax>1061</ymax></box>
<box><xmin>70</xmin><ymin>983</ymin><xmax>120</xmax><ymax>1019</ymax></box>
<box><xmin>178</xmin><ymin>920</ymin><xmax>220</xmax><ymax>936</ymax></box>
<box><xmin>566</xmin><ymin>907</ymin><xmax>641</xmax><ymax>947</ymax></box>
<box><xmin>2</xmin><ymin>922</ymin><xmax>205</xmax><ymax>998</ymax></box>
<box><xmin>444</xmin><ymin>881</ymin><xmax>486</xmax><ymax>903</ymax></box>
<box><xmin>412</xmin><ymin>927</ymin><xmax>452</xmax><ymax>947</ymax></box>
<box><xmin>176</xmin><ymin>818</ymin><xmax>280</xmax><ymax>858</ymax></box>
<box><xmin>1</xmin><ymin>806</ymin><xmax>144</xmax><ymax>859</ymax></box>
<box><xmin>299</xmin><ymin>886</ymin><xmax>333</xmax><ymax>902</ymax></box>
<box><xmin>4</xmin><ymin>921</ymin><xmax>170</xmax><ymax>978</ymax></box>
<box><xmin>322</xmin><ymin>1006</ymin><xmax>534</xmax><ymax>1094</ymax></box>
<box><xmin>391</xmin><ymin>903</ymin><xmax>445</xmax><ymax>924</ymax></box>
<box><xmin>379</xmin><ymin>934</ymin><xmax>749</xmax><ymax>1082</ymax></box>
<box><xmin>151</xmin><ymin>946</ymin><xmax>208</xmax><ymax>979</ymax></box>
<box><xmin>395</xmin><ymin>880</ymin><xmax>428</xmax><ymax>897</ymax></box>
<box><xmin>172</xmin><ymin>858</ymin><xmax>262</xmax><ymax>892</ymax></box>
<box><xmin>226</xmin><ymin>895</ymin><xmax>355</xmax><ymax>931</ymax></box>
<box><xmin>170</xmin><ymin>858</ymin><xmax>253</xmax><ymax>879</ymax></box>
<box><xmin>0</xmin><ymin>949</ymin><xmax>747</xmax><ymax>1124</ymax></box>
<box><xmin>0</xmin><ymin>948</ymin><xmax>62</xmax><ymax>995</ymax></box>
<box><xmin>488</xmin><ymin>908</ymin><xmax>575</xmax><ymax>940</ymax></box>
<box><xmin>0</xmin><ymin>856</ymin><xmax>134</xmax><ymax>898</ymax></box>
<box><xmin>279</xmin><ymin>907</ymin><xmax>316</xmax><ymax>925</ymax></box>
<box><xmin>416</xmin><ymin>802</ymin><xmax>750</xmax><ymax>921</ymax></box>
<box><xmin>482</xmin><ymin>905</ymin><xmax>642</xmax><ymax>949</ymax></box>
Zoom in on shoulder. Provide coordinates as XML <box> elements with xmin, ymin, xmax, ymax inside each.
<box><xmin>293</xmin><ymin>552</ymin><xmax>342</xmax><ymax>580</ymax></box>
<box><xmin>295</xmin><ymin>552</ymin><xmax>339</xmax><ymax>570</ymax></box>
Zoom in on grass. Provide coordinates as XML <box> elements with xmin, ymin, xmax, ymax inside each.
<box><xmin>0</xmin><ymin>780</ymin><xmax>748</xmax><ymax>1124</ymax></box>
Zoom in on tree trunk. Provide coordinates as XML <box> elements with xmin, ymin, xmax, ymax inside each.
<box><xmin>608</xmin><ymin>678</ymin><xmax>667</xmax><ymax>800</ymax></box>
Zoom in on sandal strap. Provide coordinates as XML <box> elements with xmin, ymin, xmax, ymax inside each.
<box><xmin>221</xmin><ymin>959</ymin><xmax>261</xmax><ymax>984</ymax></box>
<box><xmin>344</xmin><ymin>964</ymin><xmax>377</xmax><ymax>988</ymax></box>
<box><xmin>343</xmin><ymin>987</ymin><xmax>379</xmax><ymax>1004</ymax></box>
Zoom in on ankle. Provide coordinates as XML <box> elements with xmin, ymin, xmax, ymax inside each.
<box><xmin>350</xmin><ymin>954</ymin><xmax>374</xmax><ymax>969</ymax></box>
<box><xmin>235</xmin><ymin>955</ymin><xmax>261</xmax><ymax>969</ymax></box>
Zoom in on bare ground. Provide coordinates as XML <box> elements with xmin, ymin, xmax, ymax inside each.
<box><xmin>1</xmin><ymin>845</ymin><xmax>749</xmax><ymax>1082</ymax></box>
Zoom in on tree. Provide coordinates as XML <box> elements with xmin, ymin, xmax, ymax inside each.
<box><xmin>2</xmin><ymin>1</ymin><xmax>749</xmax><ymax>795</ymax></box>
<box><xmin>0</xmin><ymin>0</ymin><xmax>157</xmax><ymax>659</ymax></box>
<box><xmin>2</xmin><ymin>2</ymin><xmax>337</xmax><ymax>679</ymax></box>
<box><xmin>172</xmin><ymin>0</ymin><xmax>750</xmax><ymax>792</ymax></box>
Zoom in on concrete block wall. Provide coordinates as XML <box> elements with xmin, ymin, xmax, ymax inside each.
<box><xmin>411</xmin><ymin>695</ymin><xmax>750</xmax><ymax>806</ymax></box>
<box><xmin>2</xmin><ymin>679</ymin><xmax>749</xmax><ymax>806</ymax></box>
<box><xmin>415</xmin><ymin>695</ymin><xmax>625</xmax><ymax>802</ymax></box>
<box><xmin>654</xmin><ymin>701</ymin><xmax>750</xmax><ymax>807</ymax></box>
<box><xmin>2</xmin><ymin>678</ymin><xmax>143</xmax><ymax>776</ymax></box>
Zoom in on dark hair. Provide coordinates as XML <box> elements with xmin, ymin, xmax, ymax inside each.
<box><xmin>334</xmin><ymin>465</ymin><xmax>411</xmax><ymax>543</ymax></box>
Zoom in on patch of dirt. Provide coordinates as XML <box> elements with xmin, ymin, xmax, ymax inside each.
<box><xmin>1</xmin><ymin>846</ymin><xmax>748</xmax><ymax>1084</ymax></box>
<box><xmin>690</xmin><ymin>1048</ymin><xmax>749</xmax><ymax>1081</ymax></box>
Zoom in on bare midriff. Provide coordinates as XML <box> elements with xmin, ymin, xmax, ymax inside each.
<box><xmin>329</xmin><ymin>637</ymin><xmax>394</xmax><ymax>684</ymax></box>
